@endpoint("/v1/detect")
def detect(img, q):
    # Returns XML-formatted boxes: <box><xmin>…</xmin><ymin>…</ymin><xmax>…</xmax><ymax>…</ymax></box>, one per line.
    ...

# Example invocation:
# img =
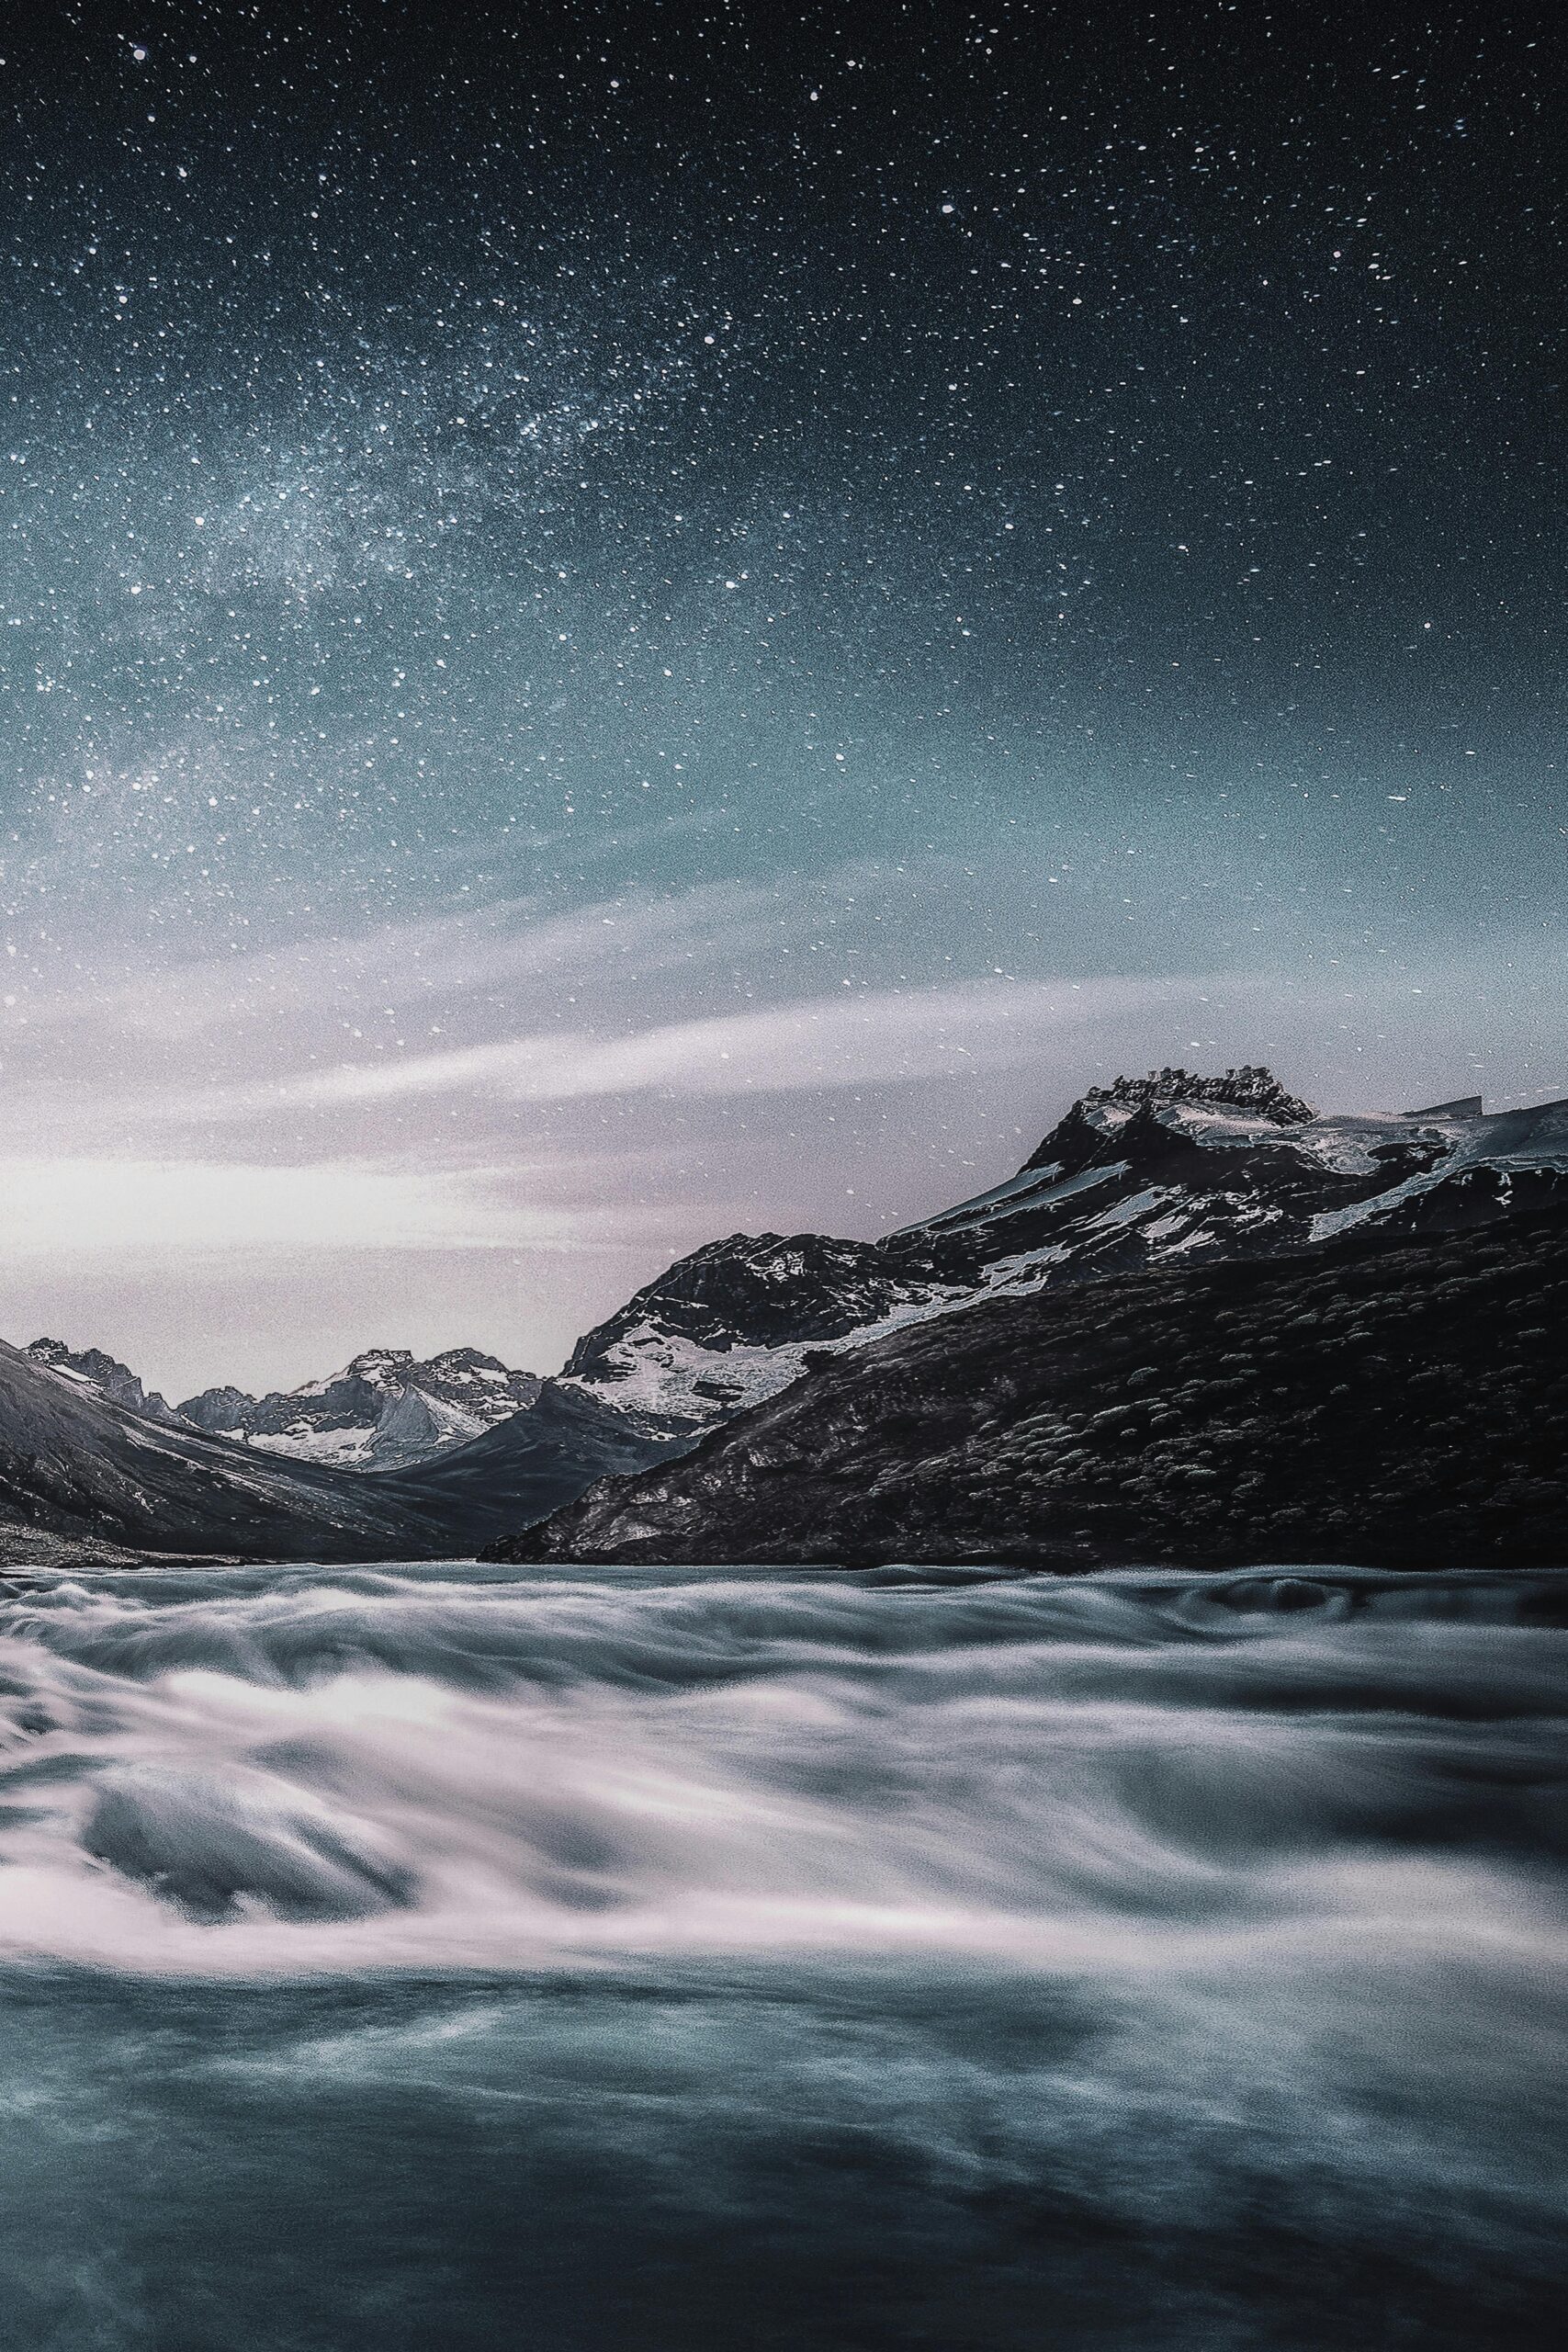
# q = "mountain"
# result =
<box><xmin>558</xmin><ymin>1233</ymin><xmax>961</xmax><ymax>1434</ymax></box>
<box><xmin>177</xmin><ymin>1346</ymin><xmax>543</xmax><ymax>1470</ymax></box>
<box><xmin>24</xmin><ymin>1338</ymin><xmax>182</xmax><ymax>1428</ymax></box>
<box><xmin>560</xmin><ymin>1067</ymin><xmax>1568</xmax><ymax>1434</ymax></box>
<box><xmin>8</xmin><ymin>1061</ymin><xmax>1563</xmax><ymax>1568</ymax></box>
<box><xmin>491</xmin><ymin>1207</ymin><xmax>1568</xmax><ymax>1571</ymax></box>
<box><xmin>380</xmin><ymin>1379</ymin><xmax>686</xmax><ymax>1530</ymax></box>
<box><xmin>0</xmin><ymin>1338</ymin><xmax>449</xmax><ymax>1563</ymax></box>
<box><xmin>0</xmin><ymin>1344</ymin><xmax>665</xmax><ymax>1566</ymax></box>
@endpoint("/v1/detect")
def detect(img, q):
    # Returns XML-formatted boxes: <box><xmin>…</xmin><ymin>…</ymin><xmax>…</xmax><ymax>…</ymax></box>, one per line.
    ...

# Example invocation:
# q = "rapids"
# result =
<box><xmin>0</xmin><ymin>1560</ymin><xmax>1562</xmax><ymax>2347</ymax></box>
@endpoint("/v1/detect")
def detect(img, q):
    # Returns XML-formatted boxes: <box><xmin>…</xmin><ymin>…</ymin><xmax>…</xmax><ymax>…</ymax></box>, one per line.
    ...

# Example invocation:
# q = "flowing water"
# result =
<box><xmin>0</xmin><ymin>1560</ymin><xmax>1562</xmax><ymax>2349</ymax></box>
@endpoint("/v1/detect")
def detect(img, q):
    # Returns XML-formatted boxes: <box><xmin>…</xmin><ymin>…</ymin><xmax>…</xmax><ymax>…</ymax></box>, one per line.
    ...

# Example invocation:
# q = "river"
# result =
<box><xmin>0</xmin><ymin>1561</ymin><xmax>1562</xmax><ymax>2348</ymax></box>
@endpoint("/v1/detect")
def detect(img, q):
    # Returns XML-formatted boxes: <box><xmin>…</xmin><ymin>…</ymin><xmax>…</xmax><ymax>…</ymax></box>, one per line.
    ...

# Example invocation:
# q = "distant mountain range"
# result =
<box><xmin>5</xmin><ymin>1065</ymin><xmax>1565</xmax><ymax>1567</ymax></box>
<box><xmin>176</xmin><ymin>1347</ymin><xmax>544</xmax><ymax>1469</ymax></box>
<box><xmin>21</xmin><ymin>1340</ymin><xmax>542</xmax><ymax>1473</ymax></box>
<box><xmin>0</xmin><ymin>1347</ymin><xmax>668</xmax><ymax>1567</ymax></box>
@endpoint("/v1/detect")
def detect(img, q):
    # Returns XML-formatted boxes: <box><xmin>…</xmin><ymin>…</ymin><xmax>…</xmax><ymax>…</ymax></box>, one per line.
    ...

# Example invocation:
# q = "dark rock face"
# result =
<box><xmin>492</xmin><ymin>1211</ymin><xmax>1568</xmax><ymax>1571</ymax></box>
<box><xmin>24</xmin><ymin>1340</ymin><xmax>182</xmax><ymax>1428</ymax></box>
<box><xmin>174</xmin><ymin>1383</ymin><xmax>254</xmax><ymax>1431</ymax></box>
<box><xmin>567</xmin><ymin>1232</ymin><xmax>927</xmax><ymax>1363</ymax></box>
<box><xmin>560</xmin><ymin>1232</ymin><xmax>958</xmax><ymax>1430</ymax></box>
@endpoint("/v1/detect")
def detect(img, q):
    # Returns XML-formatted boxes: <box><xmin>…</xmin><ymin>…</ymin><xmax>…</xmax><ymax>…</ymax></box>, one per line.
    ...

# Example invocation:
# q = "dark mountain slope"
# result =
<box><xmin>493</xmin><ymin>1210</ymin><xmax>1568</xmax><ymax>1571</ymax></box>
<box><xmin>0</xmin><ymin>1340</ymin><xmax>450</xmax><ymax>1563</ymax></box>
<box><xmin>560</xmin><ymin>1069</ymin><xmax>1568</xmax><ymax>1435</ymax></box>
<box><xmin>376</xmin><ymin>1380</ymin><xmax>680</xmax><ymax>1538</ymax></box>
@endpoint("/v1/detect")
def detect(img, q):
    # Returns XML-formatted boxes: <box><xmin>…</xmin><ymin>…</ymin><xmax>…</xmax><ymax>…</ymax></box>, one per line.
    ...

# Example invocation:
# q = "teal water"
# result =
<box><xmin>0</xmin><ymin>1562</ymin><xmax>1562</xmax><ymax>2347</ymax></box>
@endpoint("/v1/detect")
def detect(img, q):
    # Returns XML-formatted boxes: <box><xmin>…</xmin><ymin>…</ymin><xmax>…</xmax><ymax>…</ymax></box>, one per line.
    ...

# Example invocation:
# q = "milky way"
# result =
<box><xmin>1</xmin><ymin>5</ymin><xmax>1562</xmax><ymax>1390</ymax></box>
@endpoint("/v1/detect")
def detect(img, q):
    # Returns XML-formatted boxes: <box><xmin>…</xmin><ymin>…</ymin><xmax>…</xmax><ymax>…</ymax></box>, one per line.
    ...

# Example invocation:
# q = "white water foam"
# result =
<box><xmin>0</xmin><ymin>1562</ymin><xmax>1562</xmax><ymax>2349</ymax></box>
<box><xmin>0</xmin><ymin>1563</ymin><xmax>1562</xmax><ymax>1980</ymax></box>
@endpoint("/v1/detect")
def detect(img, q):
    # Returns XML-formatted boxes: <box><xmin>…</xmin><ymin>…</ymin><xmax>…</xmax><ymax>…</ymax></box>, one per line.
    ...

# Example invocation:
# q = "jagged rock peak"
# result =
<box><xmin>25</xmin><ymin>1336</ymin><xmax>180</xmax><ymax>1424</ymax></box>
<box><xmin>1079</xmin><ymin>1067</ymin><xmax>1316</xmax><ymax>1125</ymax></box>
<box><xmin>176</xmin><ymin>1342</ymin><xmax>543</xmax><ymax>1469</ymax></box>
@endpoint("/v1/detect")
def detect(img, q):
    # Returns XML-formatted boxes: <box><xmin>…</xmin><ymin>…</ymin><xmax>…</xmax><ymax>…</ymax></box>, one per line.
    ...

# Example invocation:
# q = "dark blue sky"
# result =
<box><xmin>1</xmin><ymin>2</ymin><xmax>1562</xmax><ymax>1390</ymax></box>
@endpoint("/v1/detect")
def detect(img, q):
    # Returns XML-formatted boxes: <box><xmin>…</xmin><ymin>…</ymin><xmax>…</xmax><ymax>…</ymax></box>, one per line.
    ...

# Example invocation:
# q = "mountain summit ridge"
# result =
<box><xmin>558</xmin><ymin>1069</ymin><xmax>1568</xmax><ymax>1435</ymax></box>
<box><xmin>177</xmin><ymin>1345</ymin><xmax>543</xmax><ymax>1470</ymax></box>
<box><xmin>1037</xmin><ymin>1062</ymin><xmax>1316</xmax><ymax>1143</ymax></box>
<box><xmin>24</xmin><ymin>1339</ymin><xmax>182</xmax><ymax>1428</ymax></box>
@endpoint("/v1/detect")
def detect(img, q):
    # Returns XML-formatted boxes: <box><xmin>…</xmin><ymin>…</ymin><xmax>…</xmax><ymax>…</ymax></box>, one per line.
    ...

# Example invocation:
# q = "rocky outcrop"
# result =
<box><xmin>24</xmin><ymin>1340</ymin><xmax>182</xmax><ymax>1427</ymax></box>
<box><xmin>1024</xmin><ymin>1065</ymin><xmax>1316</xmax><ymax>1161</ymax></box>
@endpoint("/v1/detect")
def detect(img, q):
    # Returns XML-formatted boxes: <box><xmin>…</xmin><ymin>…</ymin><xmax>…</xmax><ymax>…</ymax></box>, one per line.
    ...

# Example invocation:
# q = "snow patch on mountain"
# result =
<box><xmin>561</xmin><ymin>1068</ymin><xmax>1568</xmax><ymax>1437</ymax></box>
<box><xmin>178</xmin><ymin>1346</ymin><xmax>542</xmax><ymax>1471</ymax></box>
<box><xmin>24</xmin><ymin>1339</ymin><xmax>181</xmax><ymax>1427</ymax></box>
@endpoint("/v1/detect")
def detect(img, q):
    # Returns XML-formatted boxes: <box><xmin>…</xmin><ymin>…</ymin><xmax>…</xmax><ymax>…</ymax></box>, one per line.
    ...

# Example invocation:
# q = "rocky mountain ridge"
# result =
<box><xmin>23</xmin><ymin>1339</ymin><xmax>183</xmax><ymax>1429</ymax></box>
<box><xmin>494</xmin><ymin>1208</ymin><xmax>1568</xmax><ymax>1571</ymax></box>
<box><xmin>177</xmin><ymin>1346</ymin><xmax>543</xmax><ymax>1470</ymax></box>
<box><xmin>559</xmin><ymin>1068</ymin><xmax>1568</xmax><ymax>1434</ymax></box>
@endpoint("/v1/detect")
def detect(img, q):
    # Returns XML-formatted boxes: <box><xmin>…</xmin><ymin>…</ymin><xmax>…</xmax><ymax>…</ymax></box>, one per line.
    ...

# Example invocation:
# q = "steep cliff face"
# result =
<box><xmin>24</xmin><ymin>1340</ymin><xmax>182</xmax><ymax>1428</ymax></box>
<box><xmin>493</xmin><ymin>1210</ymin><xmax>1568</xmax><ymax>1572</ymax></box>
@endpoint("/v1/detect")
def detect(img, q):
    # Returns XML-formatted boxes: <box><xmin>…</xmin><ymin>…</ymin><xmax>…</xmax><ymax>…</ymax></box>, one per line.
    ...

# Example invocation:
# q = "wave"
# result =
<box><xmin>0</xmin><ymin>1563</ymin><xmax>1562</xmax><ymax>1973</ymax></box>
<box><xmin>0</xmin><ymin>1562</ymin><xmax>1562</xmax><ymax>2349</ymax></box>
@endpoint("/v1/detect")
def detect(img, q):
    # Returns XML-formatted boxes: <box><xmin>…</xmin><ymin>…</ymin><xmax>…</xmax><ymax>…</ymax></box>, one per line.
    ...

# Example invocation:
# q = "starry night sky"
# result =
<box><xmin>2</xmin><ymin>2</ymin><xmax>1563</xmax><ymax>1393</ymax></box>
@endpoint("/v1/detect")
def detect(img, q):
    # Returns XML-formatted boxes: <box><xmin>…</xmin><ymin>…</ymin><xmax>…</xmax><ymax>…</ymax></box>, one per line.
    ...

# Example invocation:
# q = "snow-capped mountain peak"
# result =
<box><xmin>560</xmin><ymin>1069</ymin><xmax>1568</xmax><ymax>1436</ymax></box>
<box><xmin>177</xmin><ymin>1345</ymin><xmax>543</xmax><ymax>1470</ymax></box>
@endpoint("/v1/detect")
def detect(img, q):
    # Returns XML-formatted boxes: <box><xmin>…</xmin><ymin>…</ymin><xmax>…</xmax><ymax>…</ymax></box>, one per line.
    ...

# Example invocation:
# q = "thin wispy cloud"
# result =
<box><xmin>3</xmin><ymin>873</ymin><xmax>788</xmax><ymax>1041</ymax></box>
<box><xmin>0</xmin><ymin>1157</ymin><xmax>528</xmax><ymax>1259</ymax></box>
<box><xmin>4</xmin><ymin>847</ymin><xmax>1559</xmax><ymax>1394</ymax></box>
<box><xmin>267</xmin><ymin>972</ymin><xmax>1205</xmax><ymax>1113</ymax></box>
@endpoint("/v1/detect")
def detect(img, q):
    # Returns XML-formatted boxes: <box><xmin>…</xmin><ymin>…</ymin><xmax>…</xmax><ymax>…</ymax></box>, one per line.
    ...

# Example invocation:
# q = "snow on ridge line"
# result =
<box><xmin>562</xmin><ymin>1089</ymin><xmax>1568</xmax><ymax>1438</ymax></box>
<box><xmin>901</xmin><ymin>1159</ymin><xmax>1120</xmax><ymax>1238</ymax></box>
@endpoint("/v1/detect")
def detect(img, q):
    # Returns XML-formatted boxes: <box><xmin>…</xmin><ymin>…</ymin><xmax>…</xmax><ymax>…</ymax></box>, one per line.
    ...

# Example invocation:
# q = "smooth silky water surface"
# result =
<box><xmin>0</xmin><ymin>1560</ymin><xmax>1562</xmax><ymax>2348</ymax></box>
